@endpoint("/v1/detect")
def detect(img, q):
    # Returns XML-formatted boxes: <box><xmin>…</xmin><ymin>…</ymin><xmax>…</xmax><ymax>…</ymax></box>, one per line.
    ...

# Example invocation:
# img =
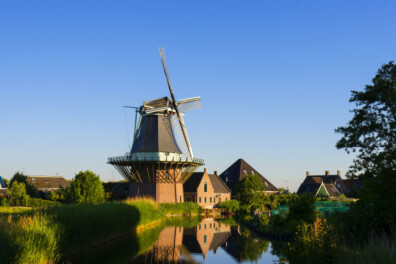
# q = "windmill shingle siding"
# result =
<box><xmin>219</xmin><ymin>159</ymin><xmax>279</xmax><ymax>195</ymax></box>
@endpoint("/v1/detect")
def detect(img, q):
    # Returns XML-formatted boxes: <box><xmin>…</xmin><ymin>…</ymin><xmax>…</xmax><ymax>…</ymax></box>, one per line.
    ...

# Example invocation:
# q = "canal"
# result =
<box><xmin>65</xmin><ymin>217</ymin><xmax>289</xmax><ymax>263</ymax></box>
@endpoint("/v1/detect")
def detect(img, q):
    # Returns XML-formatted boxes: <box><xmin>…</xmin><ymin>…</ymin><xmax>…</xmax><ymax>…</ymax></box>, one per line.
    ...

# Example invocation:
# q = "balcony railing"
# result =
<box><xmin>108</xmin><ymin>155</ymin><xmax>204</xmax><ymax>165</ymax></box>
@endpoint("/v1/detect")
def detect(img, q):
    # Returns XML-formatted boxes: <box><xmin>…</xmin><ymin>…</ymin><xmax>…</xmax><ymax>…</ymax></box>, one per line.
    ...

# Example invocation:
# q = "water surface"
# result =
<box><xmin>65</xmin><ymin>217</ymin><xmax>288</xmax><ymax>264</ymax></box>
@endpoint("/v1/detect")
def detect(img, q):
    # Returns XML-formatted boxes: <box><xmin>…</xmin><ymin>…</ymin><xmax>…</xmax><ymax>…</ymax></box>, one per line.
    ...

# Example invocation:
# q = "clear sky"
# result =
<box><xmin>1</xmin><ymin>1</ymin><xmax>395</xmax><ymax>191</ymax></box>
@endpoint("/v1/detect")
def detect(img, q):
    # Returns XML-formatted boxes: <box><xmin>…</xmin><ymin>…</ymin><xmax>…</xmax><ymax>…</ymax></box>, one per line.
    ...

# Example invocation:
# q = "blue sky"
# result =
<box><xmin>1</xmin><ymin>1</ymin><xmax>395</xmax><ymax>191</ymax></box>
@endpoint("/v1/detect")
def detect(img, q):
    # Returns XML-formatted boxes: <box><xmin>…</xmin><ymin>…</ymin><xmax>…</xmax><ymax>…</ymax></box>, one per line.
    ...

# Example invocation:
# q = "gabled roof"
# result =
<box><xmin>208</xmin><ymin>174</ymin><xmax>230</xmax><ymax>194</ymax></box>
<box><xmin>323</xmin><ymin>183</ymin><xmax>340</xmax><ymax>197</ymax></box>
<box><xmin>27</xmin><ymin>176</ymin><xmax>70</xmax><ymax>189</ymax></box>
<box><xmin>219</xmin><ymin>159</ymin><xmax>278</xmax><ymax>193</ymax></box>
<box><xmin>183</xmin><ymin>172</ymin><xmax>204</xmax><ymax>192</ymax></box>
<box><xmin>299</xmin><ymin>174</ymin><xmax>346</xmax><ymax>194</ymax></box>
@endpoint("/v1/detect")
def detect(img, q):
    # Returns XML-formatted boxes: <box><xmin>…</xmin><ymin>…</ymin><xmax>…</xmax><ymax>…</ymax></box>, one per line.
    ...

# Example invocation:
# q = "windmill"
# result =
<box><xmin>108</xmin><ymin>48</ymin><xmax>204</xmax><ymax>203</ymax></box>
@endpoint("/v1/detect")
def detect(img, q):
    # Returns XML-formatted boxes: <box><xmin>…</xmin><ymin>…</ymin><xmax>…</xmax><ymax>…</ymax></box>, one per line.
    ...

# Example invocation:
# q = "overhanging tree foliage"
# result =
<box><xmin>335</xmin><ymin>61</ymin><xmax>396</xmax><ymax>177</ymax></box>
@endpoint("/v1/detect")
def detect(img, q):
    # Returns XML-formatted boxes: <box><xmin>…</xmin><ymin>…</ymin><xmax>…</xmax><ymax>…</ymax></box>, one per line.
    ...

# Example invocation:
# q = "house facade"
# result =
<box><xmin>297</xmin><ymin>170</ymin><xmax>347</xmax><ymax>198</ymax></box>
<box><xmin>184</xmin><ymin>168</ymin><xmax>231</xmax><ymax>209</ymax></box>
<box><xmin>219</xmin><ymin>159</ymin><xmax>279</xmax><ymax>197</ymax></box>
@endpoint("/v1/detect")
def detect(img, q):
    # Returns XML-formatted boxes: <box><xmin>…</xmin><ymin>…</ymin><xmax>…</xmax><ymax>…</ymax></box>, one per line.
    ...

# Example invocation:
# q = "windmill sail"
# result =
<box><xmin>159</xmin><ymin>47</ymin><xmax>194</xmax><ymax>159</ymax></box>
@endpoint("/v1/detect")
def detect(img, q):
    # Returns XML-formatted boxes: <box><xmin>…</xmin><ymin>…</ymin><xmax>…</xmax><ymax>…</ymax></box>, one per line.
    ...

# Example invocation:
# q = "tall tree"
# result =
<box><xmin>7</xmin><ymin>182</ymin><xmax>29</xmax><ymax>206</ymax></box>
<box><xmin>69</xmin><ymin>170</ymin><xmax>105</xmax><ymax>204</ymax></box>
<box><xmin>236</xmin><ymin>174</ymin><xmax>265</xmax><ymax>205</ymax></box>
<box><xmin>335</xmin><ymin>61</ymin><xmax>396</xmax><ymax>177</ymax></box>
<box><xmin>10</xmin><ymin>171</ymin><xmax>36</xmax><ymax>196</ymax></box>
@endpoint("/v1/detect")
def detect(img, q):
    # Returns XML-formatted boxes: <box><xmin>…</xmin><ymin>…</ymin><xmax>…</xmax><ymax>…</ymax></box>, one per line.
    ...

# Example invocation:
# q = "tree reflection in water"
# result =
<box><xmin>65</xmin><ymin>217</ymin><xmax>286</xmax><ymax>264</ymax></box>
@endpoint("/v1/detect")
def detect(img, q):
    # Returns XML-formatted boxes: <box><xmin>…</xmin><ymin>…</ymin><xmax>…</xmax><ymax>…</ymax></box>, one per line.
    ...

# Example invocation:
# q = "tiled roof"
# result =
<box><xmin>297</xmin><ymin>183</ymin><xmax>321</xmax><ymax>195</ymax></box>
<box><xmin>324</xmin><ymin>183</ymin><xmax>340</xmax><ymax>197</ymax></box>
<box><xmin>219</xmin><ymin>159</ymin><xmax>278</xmax><ymax>193</ymax></box>
<box><xmin>27</xmin><ymin>176</ymin><xmax>70</xmax><ymax>189</ymax></box>
<box><xmin>208</xmin><ymin>174</ymin><xmax>230</xmax><ymax>194</ymax></box>
<box><xmin>299</xmin><ymin>175</ymin><xmax>347</xmax><ymax>194</ymax></box>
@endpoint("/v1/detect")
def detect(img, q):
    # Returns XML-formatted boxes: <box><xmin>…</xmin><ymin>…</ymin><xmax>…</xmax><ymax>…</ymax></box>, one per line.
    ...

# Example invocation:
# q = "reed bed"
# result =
<box><xmin>160</xmin><ymin>201</ymin><xmax>202</xmax><ymax>216</ymax></box>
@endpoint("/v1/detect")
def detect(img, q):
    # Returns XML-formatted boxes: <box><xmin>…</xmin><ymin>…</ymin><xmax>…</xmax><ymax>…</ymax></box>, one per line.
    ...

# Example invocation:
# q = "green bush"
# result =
<box><xmin>218</xmin><ymin>200</ymin><xmax>240</xmax><ymax>212</ymax></box>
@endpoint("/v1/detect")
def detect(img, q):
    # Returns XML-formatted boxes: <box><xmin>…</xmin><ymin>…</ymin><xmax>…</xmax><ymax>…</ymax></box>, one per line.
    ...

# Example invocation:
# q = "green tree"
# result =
<box><xmin>335</xmin><ymin>61</ymin><xmax>396</xmax><ymax>177</ymax></box>
<box><xmin>287</xmin><ymin>193</ymin><xmax>316</xmax><ymax>226</ymax></box>
<box><xmin>236</xmin><ymin>174</ymin><xmax>265</xmax><ymax>206</ymax></box>
<box><xmin>69</xmin><ymin>170</ymin><xmax>105</xmax><ymax>204</ymax></box>
<box><xmin>10</xmin><ymin>171</ymin><xmax>37</xmax><ymax>196</ymax></box>
<box><xmin>7</xmin><ymin>181</ymin><xmax>29</xmax><ymax>206</ymax></box>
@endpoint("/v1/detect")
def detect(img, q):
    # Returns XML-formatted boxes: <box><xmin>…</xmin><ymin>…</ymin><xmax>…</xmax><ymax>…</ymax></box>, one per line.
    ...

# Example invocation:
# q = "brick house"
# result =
<box><xmin>184</xmin><ymin>168</ymin><xmax>231</xmax><ymax>209</ymax></box>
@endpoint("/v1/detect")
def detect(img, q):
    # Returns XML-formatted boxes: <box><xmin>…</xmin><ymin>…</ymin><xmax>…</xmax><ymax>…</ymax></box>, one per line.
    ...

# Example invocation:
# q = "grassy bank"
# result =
<box><xmin>0</xmin><ymin>198</ymin><xmax>183</xmax><ymax>264</ymax></box>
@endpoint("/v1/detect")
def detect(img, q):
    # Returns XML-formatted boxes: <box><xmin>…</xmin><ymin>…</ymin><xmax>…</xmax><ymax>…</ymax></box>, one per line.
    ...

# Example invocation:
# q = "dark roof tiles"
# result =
<box><xmin>219</xmin><ymin>159</ymin><xmax>278</xmax><ymax>193</ymax></box>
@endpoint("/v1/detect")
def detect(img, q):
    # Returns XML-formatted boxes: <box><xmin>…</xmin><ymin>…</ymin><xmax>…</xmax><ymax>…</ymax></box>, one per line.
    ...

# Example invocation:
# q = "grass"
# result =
<box><xmin>0</xmin><ymin>206</ymin><xmax>33</xmax><ymax>214</ymax></box>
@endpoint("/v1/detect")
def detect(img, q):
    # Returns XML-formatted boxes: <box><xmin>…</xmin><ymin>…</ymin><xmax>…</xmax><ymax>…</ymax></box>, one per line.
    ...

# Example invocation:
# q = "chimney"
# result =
<box><xmin>325</xmin><ymin>170</ymin><xmax>330</xmax><ymax>176</ymax></box>
<box><xmin>214</xmin><ymin>171</ymin><xmax>218</xmax><ymax>176</ymax></box>
<box><xmin>337</xmin><ymin>170</ymin><xmax>341</xmax><ymax>176</ymax></box>
<box><xmin>306</xmin><ymin>171</ymin><xmax>310</xmax><ymax>176</ymax></box>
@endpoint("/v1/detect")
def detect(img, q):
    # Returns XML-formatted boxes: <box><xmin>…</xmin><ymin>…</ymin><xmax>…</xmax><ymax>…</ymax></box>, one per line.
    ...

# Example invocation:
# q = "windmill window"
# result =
<box><xmin>205</xmin><ymin>197</ymin><xmax>207</xmax><ymax>203</ymax></box>
<box><xmin>210</xmin><ymin>223</ymin><xmax>212</xmax><ymax>228</ymax></box>
<box><xmin>219</xmin><ymin>197</ymin><xmax>221</xmax><ymax>203</ymax></box>
<box><xmin>204</xmin><ymin>182</ymin><xmax>207</xmax><ymax>192</ymax></box>
<box><xmin>199</xmin><ymin>197</ymin><xmax>201</xmax><ymax>203</ymax></box>
<box><xmin>214</xmin><ymin>197</ymin><xmax>216</xmax><ymax>203</ymax></box>
<box><xmin>199</xmin><ymin>224</ymin><xmax>201</xmax><ymax>230</ymax></box>
<box><xmin>204</xmin><ymin>224</ymin><xmax>206</xmax><ymax>230</ymax></box>
<box><xmin>226</xmin><ymin>197</ymin><xmax>228</xmax><ymax>201</ymax></box>
<box><xmin>210</xmin><ymin>197</ymin><xmax>212</xmax><ymax>203</ymax></box>
<box><xmin>204</xmin><ymin>234</ymin><xmax>207</xmax><ymax>245</ymax></box>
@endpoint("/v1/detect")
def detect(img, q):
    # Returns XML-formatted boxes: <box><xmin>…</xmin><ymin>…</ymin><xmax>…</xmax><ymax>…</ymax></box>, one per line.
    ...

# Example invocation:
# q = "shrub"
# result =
<box><xmin>7</xmin><ymin>182</ymin><xmax>29</xmax><ymax>206</ymax></box>
<box><xmin>218</xmin><ymin>200</ymin><xmax>240</xmax><ymax>212</ymax></box>
<box><xmin>159</xmin><ymin>202</ymin><xmax>202</xmax><ymax>216</ymax></box>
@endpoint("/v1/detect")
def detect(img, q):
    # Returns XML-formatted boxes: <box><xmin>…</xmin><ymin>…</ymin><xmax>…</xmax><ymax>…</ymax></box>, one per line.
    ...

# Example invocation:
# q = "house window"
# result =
<box><xmin>205</xmin><ymin>197</ymin><xmax>207</xmax><ymax>203</ymax></box>
<box><xmin>210</xmin><ymin>197</ymin><xmax>212</xmax><ymax>203</ymax></box>
<box><xmin>199</xmin><ymin>197</ymin><xmax>201</xmax><ymax>203</ymax></box>
<box><xmin>204</xmin><ymin>182</ymin><xmax>207</xmax><ymax>192</ymax></box>
<box><xmin>265</xmin><ymin>182</ymin><xmax>268</xmax><ymax>187</ymax></box>
<box><xmin>244</xmin><ymin>170</ymin><xmax>247</xmax><ymax>174</ymax></box>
